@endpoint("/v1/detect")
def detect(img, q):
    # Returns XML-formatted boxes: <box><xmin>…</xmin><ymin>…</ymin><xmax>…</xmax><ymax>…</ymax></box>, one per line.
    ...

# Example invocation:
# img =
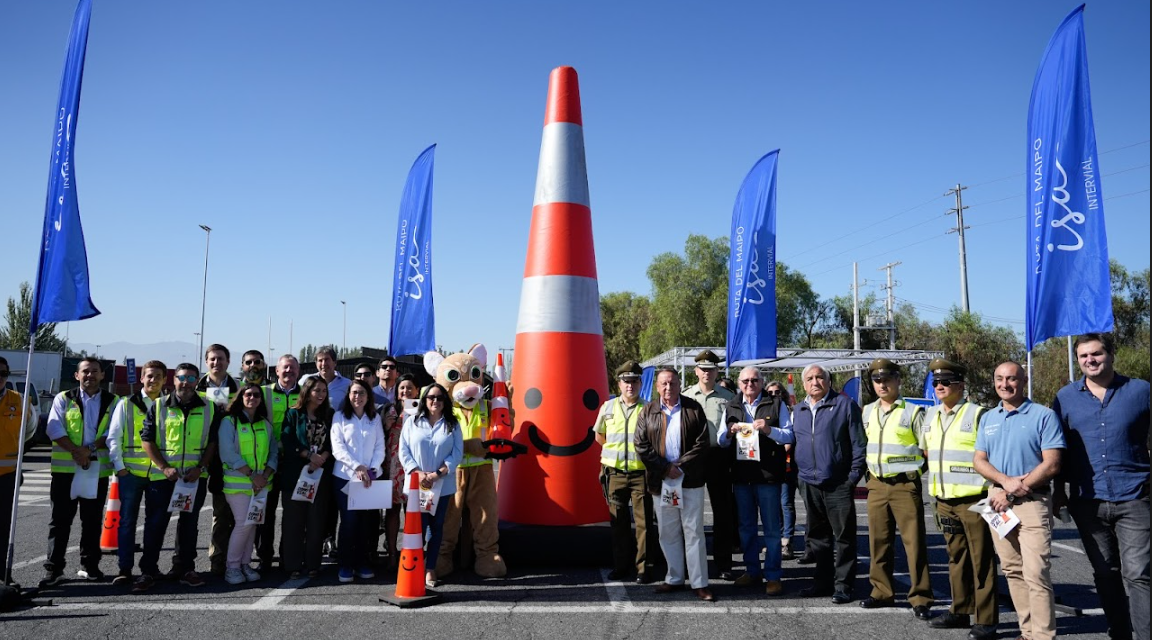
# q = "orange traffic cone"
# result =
<box><xmin>380</xmin><ymin>471</ymin><xmax>441</xmax><ymax>608</ymax></box>
<box><xmin>500</xmin><ymin>66</ymin><xmax>610</xmax><ymax>526</ymax></box>
<box><xmin>100</xmin><ymin>475</ymin><xmax>121</xmax><ymax>552</ymax></box>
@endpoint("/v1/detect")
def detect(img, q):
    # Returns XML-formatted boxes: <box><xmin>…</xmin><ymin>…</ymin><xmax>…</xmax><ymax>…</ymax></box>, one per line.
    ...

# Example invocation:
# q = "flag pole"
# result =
<box><xmin>4</xmin><ymin>318</ymin><xmax>42</xmax><ymax>586</ymax></box>
<box><xmin>1027</xmin><ymin>350</ymin><xmax>1033</xmax><ymax>400</ymax></box>
<box><xmin>1066</xmin><ymin>336</ymin><xmax>1075</xmax><ymax>382</ymax></box>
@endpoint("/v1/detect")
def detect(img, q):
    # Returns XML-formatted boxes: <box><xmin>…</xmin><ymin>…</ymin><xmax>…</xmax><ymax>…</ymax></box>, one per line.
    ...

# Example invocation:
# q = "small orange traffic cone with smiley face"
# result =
<box><xmin>380</xmin><ymin>472</ymin><xmax>441</xmax><ymax>608</ymax></box>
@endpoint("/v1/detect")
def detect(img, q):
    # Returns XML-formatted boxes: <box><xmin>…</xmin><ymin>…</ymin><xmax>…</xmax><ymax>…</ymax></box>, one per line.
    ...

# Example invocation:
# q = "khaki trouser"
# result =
<box><xmin>207</xmin><ymin>489</ymin><xmax>235</xmax><ymax>572</ymax></box>
<box><xmin>990</xmin><ymin>487</ymin><xmax>1057</xmax><ymax>640</ymax></box>
<box><xmin>437</xmin><ymin>464</ymin><xmax>505</xmax><ymax>578</ymax></box>
<box><xmin>602</xmin><ymin>466</ymin><xmax>658</xmax><ymax>575</ymax></box>
<box><xmin>866</xmin><ymin>473</ymin><xmax>933</xmax><ymax>606</ymax></box>
<box><xmin>936</xmin><ymin>495</ymin><xmax>999</xmax><ymax>626</ymax></box>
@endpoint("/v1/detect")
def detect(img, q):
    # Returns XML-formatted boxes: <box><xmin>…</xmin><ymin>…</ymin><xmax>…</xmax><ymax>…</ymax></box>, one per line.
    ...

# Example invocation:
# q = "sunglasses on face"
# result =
<box><xmin>739</xmin><ymin>379</ymin><xmax>761</xmax><ymax>385</ymax></box>
<box><xmin>425</xmin><ymin>395</ymin><xmax>446</xmax><ymax>403</ymax></box>
<box><xmin>175</xmin><ymin>375</ymin><xmax>197</xmax><ymax>383</ymax></box>
<box><xmin>766</xmin><ymin>390</ymin><xmax>783</xmax><ymax>397</ymax></box>
<box><xmin>933</xmin><ymin>379</ymin><xmax>960</xmax><ymax>388</ymax></box>
<box><xmin>871</xmin><ymin>376</ymin><xmax>894</xmax><ymax>383</ymax></box>
<box><xmin>378</xmin><ymin>364</ymin><xmax>397</xmax><ymax>370</ymax></box>
<box><xmin>354</xmin><ymin>371</ymin><xmax>373</xmax><ymax>378</ymax></box>
<box><xmin>244</xmin><ymin>359</ymin><xmax>263</xmax><ymax>366</ymax></box>
<box><xmin>0</xmin><ymin>371</ymin><xmax>9</xmax><ymax>377</ymax></box>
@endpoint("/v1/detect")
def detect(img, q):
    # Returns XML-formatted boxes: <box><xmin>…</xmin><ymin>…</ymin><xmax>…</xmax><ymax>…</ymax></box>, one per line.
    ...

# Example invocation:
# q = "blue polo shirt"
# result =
<box><xmin>1052</xmin><ymin>374</ymin><xmax>1150</xmax><ymax>502</ymax></box>
<box><xmin>976</xmin><ymin>399</ymin><xmax>1065</xmax><ymax>478</ymax></box>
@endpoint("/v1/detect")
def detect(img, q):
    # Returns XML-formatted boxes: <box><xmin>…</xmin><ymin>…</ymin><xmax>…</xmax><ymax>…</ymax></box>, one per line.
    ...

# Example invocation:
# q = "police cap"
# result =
<box><xmin>615</xmin><ymin>361</ymin><xmax>643</xmax><ymax>380</ymax></box>
<box><xmin>868</xmin><ymin>358</ymin><xmax>901</xmax><ymax>379</ymax></box>
<box><xmin>694</xmin><ymin>349</ymin><xmax>721</xmax><ymax>370</ymax></box>
<box><xmin>928</xmin><ymin>358</ymin><xmax>967</xmax><ymax>381</ymax></box>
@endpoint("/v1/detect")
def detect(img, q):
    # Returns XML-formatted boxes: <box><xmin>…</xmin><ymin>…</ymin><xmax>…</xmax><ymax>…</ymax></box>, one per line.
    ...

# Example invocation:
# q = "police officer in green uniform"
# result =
<box><xmin>596</xmin><ymin>361</ymin><xmax>659</xmax><ymax>584</ymax></box>
<box><xmin>682</xmin><ymin>349</ymin><xmax>737</xmax><ymax>579</ymax></box>
<box><xmin>858</xmin><ymin>358</ymin><xmax>933</xmax><ymax>619</ymax></box>
<box><xmin>921</xmin><ymin>359</ymin><xmax>998</xmax><ymax>640</ymax></box>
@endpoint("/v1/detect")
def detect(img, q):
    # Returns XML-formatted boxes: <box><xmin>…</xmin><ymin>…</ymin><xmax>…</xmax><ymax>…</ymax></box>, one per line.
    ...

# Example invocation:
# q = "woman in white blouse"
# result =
<box><xmin>329</xmin><ymin>379</ymin><xmax>385</xmax><ymax>583</ymax></box>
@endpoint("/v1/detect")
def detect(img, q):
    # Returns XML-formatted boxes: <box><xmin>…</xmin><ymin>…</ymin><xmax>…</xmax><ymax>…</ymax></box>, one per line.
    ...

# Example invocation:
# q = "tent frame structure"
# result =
<box><xmin>641</xmin><ymin>346</ymin><xmax>945</xmax><ymax>382</ymax></box>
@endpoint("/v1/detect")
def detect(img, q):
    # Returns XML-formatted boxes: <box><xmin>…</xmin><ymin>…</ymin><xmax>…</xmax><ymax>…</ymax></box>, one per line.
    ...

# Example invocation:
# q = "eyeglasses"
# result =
<box><xmin>378</xmin><ymin>364</ymin><xmax>397</xmax><ymax>370</ymax></box>
<box><xmin>933</xmin><ymin>379</ymin><xmax>960</xmax><ymax>388</ymax></box>
<box><xmin>739</xmin><ymin>379</ymin><xmax>761</xmax><ymax>385</ymax></box>
<box><xmin>425</xmin><ymin>395</ymin><xmax>446</xmax><ymax>403</ymax></box>
<box><xmin>175</xmin><ymin>374</ymin><xmax>197</xmax><ymax>383</ymax></box>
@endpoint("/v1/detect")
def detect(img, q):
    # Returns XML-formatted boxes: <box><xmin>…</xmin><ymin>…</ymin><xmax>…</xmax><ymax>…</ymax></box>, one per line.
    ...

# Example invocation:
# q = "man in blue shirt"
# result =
<box><xmin>974</xmin><ymin>362</ymin><xmax>1064</xmax><ymax>640</ymax></box>
<box><xmin>1052</xmin><ymin>333</ymin><xmax>1150</xmax><ymax>640</ymax></box>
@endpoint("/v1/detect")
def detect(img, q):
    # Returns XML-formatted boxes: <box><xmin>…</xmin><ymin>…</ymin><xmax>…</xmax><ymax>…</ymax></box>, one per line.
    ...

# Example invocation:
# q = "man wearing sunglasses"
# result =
<box><xmin>920</xmin><ymin>359</ymin><xmax>997</xmax><ymax>640</ymax></box>
<box><xmin>681</xmin><ymin>349</ymin><xmax>737</xmax><ymax>581</ymax></box>
<box><xmin>140</xmin><ymin>363</ymin><xmax>221</xmax><ymax>590</ymax></box>
<box><xmin>858</xmin><ymin>359</ymin><xmax>932</xmax><ymax>620</ymax></box>
<box><xmin>374</xmin><ymin>357</ymin><xmax>400</xmax><ymax>406</ymax></box>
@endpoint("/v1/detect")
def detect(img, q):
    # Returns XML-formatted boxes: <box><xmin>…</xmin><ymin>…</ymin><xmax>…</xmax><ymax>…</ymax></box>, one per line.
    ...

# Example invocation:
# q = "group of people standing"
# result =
<box><xmin>23</xmin><ymin>345</ymin><xmax>451</xmax><ymax>593</ymax></box>
<box><xmin>597</xmin><ymin>334</ymin><xmax>1148</xmax><ymax>640</ymax></box>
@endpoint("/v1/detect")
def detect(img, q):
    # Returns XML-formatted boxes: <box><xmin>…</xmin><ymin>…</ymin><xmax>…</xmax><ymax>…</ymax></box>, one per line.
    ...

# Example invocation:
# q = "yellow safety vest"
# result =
<box><xmin>599</xmin><ymin>398</ymin><xmax>646</xmax><ymax>472</ymax></box>
<box><xmin>222</xmin><ymin>417</ymin><xmax>272</xmax><ymax>495</ymax></box>
<box><xmin>120</xmin><ymin>395</ymin><xmax>158</xmax><ymax>479</ymax></box>
<box><xmin>264</xmin><ymin>385</ymin><xmax>299</xmax><ymax>445</ymax></box>
<box><xmin>921</xmin><ymin>401</ymin><xmax>988</xmax><ymax>499</ymax></box>
<box><xmin>863</xmin><ymin>399</ymin><xmax>924</xmax><ymax>478</ymax></box>
<box><xmin>155</xmin><ymin>397</ymin><xmax>214</xmax><ymax>476</ymax></box>
<box><xmin>50</xmin><ymin>390</ymin><xmax>115</xmax><ymax>476</ymax></box>
<box><xmin>454</xmin><ymin>401</ymin><xmax>492</xmax><ymax>468</ymax></box>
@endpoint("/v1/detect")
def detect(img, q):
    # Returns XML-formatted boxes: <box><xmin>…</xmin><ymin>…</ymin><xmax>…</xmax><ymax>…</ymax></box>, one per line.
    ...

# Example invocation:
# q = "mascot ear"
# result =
<box><xmin>468</xmin><ymin>343</ymin><xmax>488</xmax><ymax>369</ymax></box>
<box><xmin>423</xmin><ymin>351</ymin><xmax>445</xmax><ymax>376</ymax></box>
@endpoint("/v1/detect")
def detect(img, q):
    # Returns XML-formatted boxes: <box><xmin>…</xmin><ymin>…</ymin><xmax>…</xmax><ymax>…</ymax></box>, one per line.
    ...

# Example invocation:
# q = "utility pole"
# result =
<box><xmin>945</xmin><ymin>184</ymin><xmax>970</xmax><ymax>313</ymax></box>
<box><xmin>878</xmin><ymin>261</ymin><xmax>902</xmax><ymax>349</ymax></box>
<box><xmin>852</xmin><ymin>262</ymin><xmax>861</xmax><ymax>385</ymax></box>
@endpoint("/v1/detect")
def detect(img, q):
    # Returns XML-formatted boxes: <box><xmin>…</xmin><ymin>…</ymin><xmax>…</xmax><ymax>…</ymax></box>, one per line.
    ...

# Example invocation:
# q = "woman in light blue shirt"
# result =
<box><xmin>399</xmin><ymin>383</ymin><xmax>463</xmax><ymax>589</ymax></box>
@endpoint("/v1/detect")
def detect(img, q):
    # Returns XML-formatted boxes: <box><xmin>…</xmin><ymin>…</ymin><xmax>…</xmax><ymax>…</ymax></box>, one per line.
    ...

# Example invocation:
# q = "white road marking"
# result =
<box><xmin>1052</xmin><ymin>541</ymin><xmax>1086</xmax><ymax>555</ymax></box>
<box><xmin>599</xmin><ymin>568</ymin><xmax>634</xmax><ymax>610</ymax></box>
<box><xmin>251</xmin><ymin>576</ymin><xmax>309</xmax><ymax>608</ymax></box>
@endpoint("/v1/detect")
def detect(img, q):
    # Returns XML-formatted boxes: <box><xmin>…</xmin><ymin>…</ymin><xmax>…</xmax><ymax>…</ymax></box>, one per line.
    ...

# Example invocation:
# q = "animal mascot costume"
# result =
<box><xmin>425</xmin><ymin>344</ymin><xmax>523</xmax><ymax>578</ymax></box>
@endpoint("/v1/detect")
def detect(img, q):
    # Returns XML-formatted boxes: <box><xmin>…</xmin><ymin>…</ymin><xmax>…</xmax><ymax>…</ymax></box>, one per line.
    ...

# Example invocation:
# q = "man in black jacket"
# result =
<box><xmin>718</xmin><ymin>367</ymin><xmax>794</xmax><ymax>596</ymax></box>
<box><xmin>634</xmin><ymin>368</ymin><xmax>714</xmax><ymax>602</ymax></box>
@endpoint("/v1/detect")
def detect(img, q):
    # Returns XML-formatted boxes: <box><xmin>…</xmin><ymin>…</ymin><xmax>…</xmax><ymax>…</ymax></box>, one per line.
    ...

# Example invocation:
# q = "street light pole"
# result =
<box><xmin>340</xmin><ymin>300</ymin><xmax>347</xmax><ymax>357</ymax></box>
<box><xmin>198</xmin><ymin>225</ymin><xmax>212</xmax><ymax>362</ymax></box>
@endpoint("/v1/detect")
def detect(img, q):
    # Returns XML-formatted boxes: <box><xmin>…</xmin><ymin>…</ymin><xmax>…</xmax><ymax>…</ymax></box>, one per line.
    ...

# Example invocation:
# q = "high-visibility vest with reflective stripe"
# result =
<box><xmin>51</xmin><ymin>393</ymin><xmax>115</xmax><ymax>476</ymax></box>
<box><xmin>223</xmin><ymin>417</ymin><xmax>272</xmax><ymax>495</ymax></box>
<box><xmin>264</xmin><ymin>385</ymin><xmax>299</xmax><ymax>444</ymax></box>
<box><xmin>921</xmin><ymin>401</ymin><xmax>988</xmax><ymax>499</ymax></box>
<box><xmin>156</xmin><ymin>399</ymin><xmax>214</xmax><ymax>474</ymax></box>
<box><xmin>454</xmin><ymin>401</ymin><xmax>492</xmax><ymax>468</ymax></box>
<box><xmin>599</xmin><ymin>398</ymin><xmax>646</xmax><ymax>472</ymax></box>
<box><xmin>1</xmin><ymin>389</ymin><xmax>28</xmax><ymax>476</ymax></box>
<box><xmin>120</xmin><ymin>396</ymin><xmax>158</xmax><ymax>479</ymax></box>
<box><xmin>863</xmin><ymin>399</ymin><xmax>924</xmax><ymax>478</ymax></box>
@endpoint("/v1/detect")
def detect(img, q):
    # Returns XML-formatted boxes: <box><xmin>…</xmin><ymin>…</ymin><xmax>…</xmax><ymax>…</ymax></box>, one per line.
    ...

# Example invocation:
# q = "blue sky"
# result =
<box><xmin>1</xmin><ymin>1</ymin><xmax>1148</xmax><ymax>366</ymax></box>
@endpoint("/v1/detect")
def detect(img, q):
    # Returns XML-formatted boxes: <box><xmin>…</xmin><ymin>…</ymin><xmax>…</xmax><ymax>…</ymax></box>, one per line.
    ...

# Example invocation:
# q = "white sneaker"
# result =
<box><xmin>241</xmin><ymin>565</ymin><xmax>261</xmax><ymax>582</ymax></box>
<box><xmin>224</xmin><ymin>568</ymin><xmax>245</xmax><ymax>585</ymax></box>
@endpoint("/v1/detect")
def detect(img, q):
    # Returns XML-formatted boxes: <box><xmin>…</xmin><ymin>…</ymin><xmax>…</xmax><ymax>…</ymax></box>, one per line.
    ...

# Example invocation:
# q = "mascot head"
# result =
<box><xmin>423</xmin><ymin>343</ymin><xmax>487</xmax><ymax>410</ymax></box>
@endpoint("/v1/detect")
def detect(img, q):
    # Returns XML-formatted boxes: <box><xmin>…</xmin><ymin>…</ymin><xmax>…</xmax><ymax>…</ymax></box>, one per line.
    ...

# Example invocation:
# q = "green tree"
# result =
<box><xmin>600</xmin><ymin>291</ymin><xmax>652</xmax><ymax>383</ymax></box>
<box><xmin>930</xmin><ymin>309</ymin><xmax>1025</xmax><ymax>406</ymax></box>
<box><xmin>640</xmin><ymin>235</ymin><xmax>729</xmax><ymax>358</ymax></box>
<box><xmin>0</xmin><ymin>282</ymin><xmax>69</xmax><ymax>352</ymax></box>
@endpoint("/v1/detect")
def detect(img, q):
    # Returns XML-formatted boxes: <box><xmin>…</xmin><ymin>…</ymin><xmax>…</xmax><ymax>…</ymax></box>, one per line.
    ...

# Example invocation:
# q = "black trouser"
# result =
<box><xmin>280</xmin><ymin>464</ymin><xmax>332</xmax><ymax>573</ymax></box>
<box><xmin>799</xmin><ymin>477</ymin><xmax>857</xmax><ymax>594</ymax></box>
<box><xmin>256</xmin><ymin>473</ymin><xmax>280</xmax><ymax>567</ymax></box>
<box><xmin>1</xmin><ymin>472</ymin><xmax>17</xmax><ymax>568</ymax></box>
<box><xmin>45</xmin><ymin>472</ymin><xmax>109</xmax><ymax>573</ymax></box>
<box><xmin>704</xmin><ymin>447</ymin><xmax>736</xmax><ymax>573</ymax></box>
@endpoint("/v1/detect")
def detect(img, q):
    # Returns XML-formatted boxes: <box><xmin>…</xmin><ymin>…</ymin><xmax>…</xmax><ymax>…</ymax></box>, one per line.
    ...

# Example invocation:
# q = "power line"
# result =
<box><xmin>964</xmin><ymin>140</ymin><xmax>1149</xmax><ymax>190</ymax></box>
<box><xmin>967</xmin><ymin>164</ymin><xmax>1150</xmax><ymax>209</ymax></box>
<box><xmin>781</xmin><ymin>194</ymin><xmax>948</xmax><ymax>262</ymax></box>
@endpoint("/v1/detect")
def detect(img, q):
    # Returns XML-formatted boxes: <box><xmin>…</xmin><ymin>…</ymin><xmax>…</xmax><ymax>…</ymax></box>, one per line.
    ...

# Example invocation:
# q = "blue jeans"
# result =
<box><xmin>1069</xmin><ymin>495</ymin><xmax>1151</xmax><ymax>640</ymax></box>
<box><xmin>116</xmin><ymin>473</ymin><xmax>150</xmax><ymax>573</ymax></box>
<box><xmin>423</xmin><ymin>498</ymin><xmax>450</xmax><ymax>568</ymax></box>
<box><xmin>780</xmin><ymin>476</ymin><xmax>796</xmax><ymax>540</ymax></box>
<box><xmin>733</xmin><ymin>483</ymin><xmax>783</xmax><ymax>581</ymax></box>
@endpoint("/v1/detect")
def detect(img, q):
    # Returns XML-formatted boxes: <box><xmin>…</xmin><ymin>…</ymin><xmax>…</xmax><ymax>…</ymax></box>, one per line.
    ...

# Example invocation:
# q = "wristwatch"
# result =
<box><xmin>1005</xmin><ymin>493</ymin><xmax>1018</xmax><ymax>505</ymax></box>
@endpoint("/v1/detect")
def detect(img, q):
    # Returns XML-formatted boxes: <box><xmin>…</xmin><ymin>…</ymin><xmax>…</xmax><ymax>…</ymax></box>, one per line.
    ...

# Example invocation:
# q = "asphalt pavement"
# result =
<box><xmin>2</xmin><ymin>446</ymin><xmax>1113</xmax><ymax>639</ymax></box>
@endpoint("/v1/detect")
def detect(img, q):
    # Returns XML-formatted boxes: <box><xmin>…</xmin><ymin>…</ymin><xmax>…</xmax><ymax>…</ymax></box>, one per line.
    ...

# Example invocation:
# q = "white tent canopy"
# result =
<box><xmin>641</xmin><ymin>347</ymin><xmax>944</xmax><ymax>375</ymax></box>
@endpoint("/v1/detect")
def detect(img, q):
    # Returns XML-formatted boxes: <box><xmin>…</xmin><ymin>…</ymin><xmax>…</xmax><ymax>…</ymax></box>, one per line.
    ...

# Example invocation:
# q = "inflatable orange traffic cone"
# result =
<box><xmin>380</xmin><ymin>471</ymin><xmax>441</xmax><ymax>608</ymax></box>
<box><xmin>100</xmin><ymin>475</ymin><xmax>121</xmax><ymax>552</ymax></box>
<box><xmin>499</xmin><ymin>66</ymin><xmax>609</xmax><ymax>526</ymax></box>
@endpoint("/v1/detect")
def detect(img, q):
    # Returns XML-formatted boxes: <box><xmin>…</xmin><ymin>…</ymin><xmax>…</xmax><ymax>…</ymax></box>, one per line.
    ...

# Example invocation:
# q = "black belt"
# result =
<box><xmin>604</xmin><ymin>467</ymin><xmax>644</xmax><ymax>476</ymax></box>
<box><xmin>872</xmin><ymin>472</ymin><xmax>918</xmax><ymax>484</ymax></box>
